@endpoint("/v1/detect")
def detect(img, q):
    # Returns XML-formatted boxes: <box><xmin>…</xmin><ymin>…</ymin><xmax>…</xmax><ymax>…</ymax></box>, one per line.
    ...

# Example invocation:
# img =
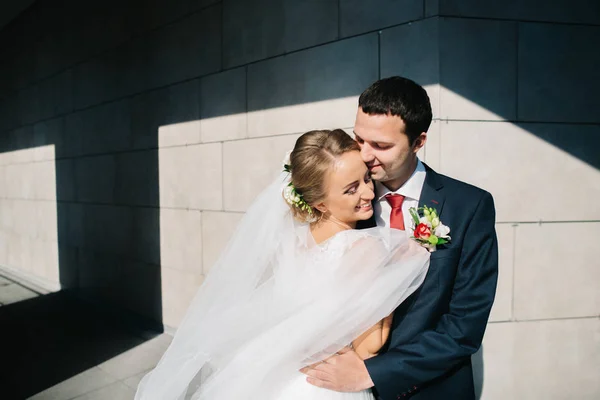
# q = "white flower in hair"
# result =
<box><xmin>283</xmin><ymin>185</ymin><xmax>295</xmax><ymax>203</ymax></box>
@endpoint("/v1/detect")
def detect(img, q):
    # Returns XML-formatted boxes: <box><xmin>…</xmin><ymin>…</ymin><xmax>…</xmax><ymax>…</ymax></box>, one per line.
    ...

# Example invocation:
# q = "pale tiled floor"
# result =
<box><xmin>0</xmin><ymin>273</ymin><xmax>172</xmax><ymax>400</ymax></box>
<box><xmin>0</xmin><ymin>275</ymin><xmax>39</xmax><ymax>305</ymax></box>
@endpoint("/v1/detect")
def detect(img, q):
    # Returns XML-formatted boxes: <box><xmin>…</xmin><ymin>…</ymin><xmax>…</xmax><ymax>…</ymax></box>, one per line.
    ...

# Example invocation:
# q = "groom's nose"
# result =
<box><xmin>360</xmin><ymin>144</ymin><xmax>374</xmax><ymax>163</ymax></box>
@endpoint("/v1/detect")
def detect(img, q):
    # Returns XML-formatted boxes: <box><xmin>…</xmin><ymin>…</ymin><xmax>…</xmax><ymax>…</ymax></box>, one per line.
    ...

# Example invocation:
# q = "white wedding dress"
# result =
<box><xmin>212</xmin><ymin>231</ymin><xmax>386</xmax><ymax>400</ymax></box>
<box><xmin>135</xmin><ymin>173</ymin><xmax>430</xmax><ymax>400</ymax></box>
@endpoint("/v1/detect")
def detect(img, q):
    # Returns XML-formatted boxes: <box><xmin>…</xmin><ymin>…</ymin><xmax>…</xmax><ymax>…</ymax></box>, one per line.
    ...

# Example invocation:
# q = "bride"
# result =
<box><xmin>135</xmin><ymin>129</ymin><xmax>430</xmax><ymax>399</ymax></box>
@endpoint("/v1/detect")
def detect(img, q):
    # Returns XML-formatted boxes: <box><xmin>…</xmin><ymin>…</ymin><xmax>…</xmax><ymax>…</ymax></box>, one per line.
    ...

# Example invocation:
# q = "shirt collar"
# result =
<box><xmin>375</xmin><ymin>158</ymin><xmax>427</xmax><ymax>202</ymax></box>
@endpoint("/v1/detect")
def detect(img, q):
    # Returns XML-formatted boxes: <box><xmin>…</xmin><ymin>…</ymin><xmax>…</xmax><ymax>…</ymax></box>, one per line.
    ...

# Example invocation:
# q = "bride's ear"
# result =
<box><xmin>313</xmin><ymin>202</ymin><xmax>328</xmax><ymax>214</ymax></box>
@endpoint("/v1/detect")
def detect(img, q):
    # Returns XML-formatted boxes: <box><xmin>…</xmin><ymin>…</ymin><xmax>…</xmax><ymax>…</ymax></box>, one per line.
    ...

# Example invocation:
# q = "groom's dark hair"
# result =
<box><xmin>358</xmin><ymin>76</ymin><xmax>432</xmax><ymax>145</ymax></box>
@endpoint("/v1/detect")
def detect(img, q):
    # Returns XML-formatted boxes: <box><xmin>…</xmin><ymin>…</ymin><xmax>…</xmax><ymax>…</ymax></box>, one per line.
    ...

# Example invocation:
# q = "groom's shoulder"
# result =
<box><xmin>440</xmin><ymin>173</ymin><xmax>487</xmax><ymax>195</ymax></box>
<box><xmin>429</xmin><ymin>168</ymin><xmax>493</xmax><ymax>204</ymax></box>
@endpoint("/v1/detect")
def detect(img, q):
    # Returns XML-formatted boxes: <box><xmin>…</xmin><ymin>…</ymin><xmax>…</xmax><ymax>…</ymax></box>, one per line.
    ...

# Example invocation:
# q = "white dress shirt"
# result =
<box><xmin>373</xmin><ymin>159</ymin><xmax>427</xmax><ymax>234</ymax></box>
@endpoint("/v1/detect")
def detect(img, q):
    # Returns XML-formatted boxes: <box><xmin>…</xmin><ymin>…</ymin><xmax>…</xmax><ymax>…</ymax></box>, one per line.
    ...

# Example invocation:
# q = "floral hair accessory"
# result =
<box><xmin>408</xmin><ymin>206</ymin><xmax>451</xmax><ymax>252</ymax></box>
<box><xmin>282</xmin><ymin>150</ymin><xmax>317</xmax><ymax>222</ymax></box>
<box><xmin>283</xmin><ymin>185</ymin><xmax>315</xmax><ymax>216</ymax></box>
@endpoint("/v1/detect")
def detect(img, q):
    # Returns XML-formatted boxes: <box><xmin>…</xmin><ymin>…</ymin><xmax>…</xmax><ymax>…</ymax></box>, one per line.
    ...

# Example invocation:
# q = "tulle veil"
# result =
<box><xmin>135</xmin><ymin>172</ymin><xmax>430</xmax><ymax>399</ymax></box>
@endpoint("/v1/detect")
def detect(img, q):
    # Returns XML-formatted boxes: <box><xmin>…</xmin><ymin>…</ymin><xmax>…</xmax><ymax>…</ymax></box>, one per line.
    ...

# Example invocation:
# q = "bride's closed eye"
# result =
<box><xmin>345</xmin><ymin>184</ymin><xmax>359</xmax><ymax>195</ymax></box>
<box><xmin>345</xmin><ymin>174</ymin><xmax>372</xmax><ymax>195</ymax></box>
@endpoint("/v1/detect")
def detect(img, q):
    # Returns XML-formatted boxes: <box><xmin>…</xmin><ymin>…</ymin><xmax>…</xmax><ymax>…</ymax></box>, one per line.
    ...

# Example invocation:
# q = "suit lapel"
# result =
<box><xmin>418</xmin><ymin>163</ymin><xmax>446</xmax><ymax>216</ymax></box>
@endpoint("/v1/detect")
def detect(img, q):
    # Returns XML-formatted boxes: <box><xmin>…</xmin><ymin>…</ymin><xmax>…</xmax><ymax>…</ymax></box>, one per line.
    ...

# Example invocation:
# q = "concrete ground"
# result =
<box><xmin>0</xmin><ymin>273</ymin><xmax>171</xmax><ymax>400</ymax></box>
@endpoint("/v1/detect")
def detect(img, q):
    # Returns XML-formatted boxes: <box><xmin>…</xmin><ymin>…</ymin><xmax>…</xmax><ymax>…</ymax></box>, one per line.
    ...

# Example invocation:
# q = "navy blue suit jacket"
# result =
<box><xmin>357</xmin><ymin>164</ymin><xmax>498</xmax><ymax>400</ymax></box>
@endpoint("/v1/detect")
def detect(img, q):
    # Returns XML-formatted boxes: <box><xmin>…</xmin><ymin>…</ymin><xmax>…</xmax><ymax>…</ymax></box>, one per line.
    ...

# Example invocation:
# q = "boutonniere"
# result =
<box><xmin>408</xmin><ymin>206</ymin><xmax>451</xmax><ymax>252</ymax></box>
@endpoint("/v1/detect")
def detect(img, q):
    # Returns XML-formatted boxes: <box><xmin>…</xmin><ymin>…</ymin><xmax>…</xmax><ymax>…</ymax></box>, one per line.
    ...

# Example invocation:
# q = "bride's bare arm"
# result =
<box><xmin>351</xmin><ymin>313</ymin><xmax>393</xmax><ymax>360</ymax></box>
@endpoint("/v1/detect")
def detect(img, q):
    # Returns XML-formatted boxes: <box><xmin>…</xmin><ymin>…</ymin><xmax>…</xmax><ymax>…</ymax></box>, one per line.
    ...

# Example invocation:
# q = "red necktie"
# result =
<box><xmin>385</xmin><ymin>194</ymin><xmax>405</xmax><ymax>230</ymax></box>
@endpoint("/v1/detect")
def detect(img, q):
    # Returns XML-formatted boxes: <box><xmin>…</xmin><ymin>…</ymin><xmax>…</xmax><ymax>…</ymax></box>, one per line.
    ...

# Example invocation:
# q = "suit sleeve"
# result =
<box><xmin>364</xmin><ymin>191</ymin><xmax>499</xmax><ymax>399</ymax></box>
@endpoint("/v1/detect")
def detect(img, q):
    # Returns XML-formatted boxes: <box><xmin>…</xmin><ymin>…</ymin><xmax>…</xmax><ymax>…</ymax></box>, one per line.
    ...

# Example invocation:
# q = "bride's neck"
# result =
<box><xmin>310</xmin><ymin>217</ymin><xmax>355</xmax><ymax>245</ymax></box>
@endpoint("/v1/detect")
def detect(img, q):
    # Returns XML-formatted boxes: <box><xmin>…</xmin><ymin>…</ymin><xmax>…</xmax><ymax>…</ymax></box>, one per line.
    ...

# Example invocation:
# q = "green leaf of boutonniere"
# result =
<box><xmin>409</xmin><ymin>207</ymin><xmax>421</xmax><ymax>225</ymax></box>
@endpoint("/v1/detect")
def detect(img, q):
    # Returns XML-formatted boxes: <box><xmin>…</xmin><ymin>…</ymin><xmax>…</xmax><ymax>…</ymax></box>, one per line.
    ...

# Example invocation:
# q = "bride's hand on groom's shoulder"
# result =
<box><xmin>299</xmin><ymin>346</ymin><xmax>375</xmax><ymax>392</ymax></box>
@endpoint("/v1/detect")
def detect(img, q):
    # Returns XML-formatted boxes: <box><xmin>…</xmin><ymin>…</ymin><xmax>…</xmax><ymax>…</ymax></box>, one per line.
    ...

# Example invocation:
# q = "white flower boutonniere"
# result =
<box><xmin>408</xmin><ymin>206</ymin><xmax>451</xmax><ymax>252</ymax></box>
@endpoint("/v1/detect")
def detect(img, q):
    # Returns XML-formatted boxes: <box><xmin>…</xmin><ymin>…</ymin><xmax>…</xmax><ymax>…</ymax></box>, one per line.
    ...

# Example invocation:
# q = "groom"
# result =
<box><xmin>301</xmin><ymin>76</ymin><xmax>498</xmax><ymax>399</ymax></box>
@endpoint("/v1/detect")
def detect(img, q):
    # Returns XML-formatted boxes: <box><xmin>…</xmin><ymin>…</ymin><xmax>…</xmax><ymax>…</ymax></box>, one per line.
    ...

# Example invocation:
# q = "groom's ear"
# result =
<box><xmin>412</xmin><ymin>132</ymin><xmax>427</xmax><ymax>153</ymax></box>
